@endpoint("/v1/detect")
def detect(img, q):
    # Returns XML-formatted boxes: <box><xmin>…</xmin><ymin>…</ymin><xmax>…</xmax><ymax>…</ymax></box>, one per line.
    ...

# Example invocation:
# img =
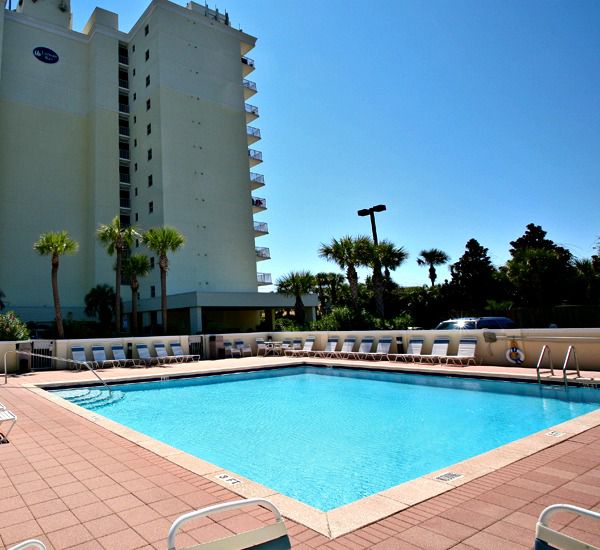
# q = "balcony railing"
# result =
<box><xmin>243</xmin><ymin>79</ymin><xmax>257</xmax><ymax>92</ymax></box>
<box><xmin>241</xmin><ymin>56</ymin><xmax>255</xmax><ymax>68</ymax></box>
<box><xmin>244</xmin><ymin>103</ymin><xmax>259</xmax><ymax>117</ymax></box>
<box><xmin>248</xmin><ymin>149</ymin><xmax>263</xmax><ymax>162</ymax></box>
<box><xmin>119</xmin><ymin>150</ymin><xmax>130</xmax><ymax>160</ymax></box>
<box><xmin>257</xmin><ymin>272</ymin><xmax>272</xmax><ymax>286</ymax></box>
<box><xmin>120</xmin><ymin>197</ymin><xmax>131</xmax><ymax>209</ymax></box>
<box><xmin>250</xmin><ymin>172</ymin><xmax>265</xmax><ymax>188</ymax></box>
<box><xmin>119</xmin><ymin>126</ymin><xmax>130</xmax><ymax>137</ymax></box>
<box><xmin>255</xmin><ymin>247</ymin><xmax>271</xmax><ymax>261</ymax></box>
<box><xmin>119</xmin><ymin>78</ymin><xmax>129</xmax><ymax>89</ymax></box>
<box><xmin>254</xmin><ymin>221</ymin><xmax>268</xmax><ymax>234</ymax></box>
<box><xmin>252</xmin><ymin>196</ymin><xmax>267</xmax><ymax>209</ymax></box>
<box><xmin>247</xmin><ymin>126</ymin><xmax>261</xmax><ymax>139</ymax></box>
<box><xmin>118</xmin><ymin>54</ymin><xmax>129</xmax><ymax>65</ymax></box>
<box><xmin>119</xmin><ymin>173</ymin><xmax>131</xmax><ymax>184</ymax></box>
<box><xmin>118</xmin><ymin>103</ymin><xmax>130</xmax><ymax>113</ymax></box>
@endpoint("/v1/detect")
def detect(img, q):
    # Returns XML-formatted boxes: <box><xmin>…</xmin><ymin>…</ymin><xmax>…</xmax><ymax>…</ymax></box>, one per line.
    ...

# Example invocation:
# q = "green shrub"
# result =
<box><xmin>273</xmin><ymin>317</ymin><xmax>301</xmax><ymax>332</ymax></box>
<box><xmin>0</xmin><ymin>311</ymin><xmax>30</xmax><ymax>341</ymax></box>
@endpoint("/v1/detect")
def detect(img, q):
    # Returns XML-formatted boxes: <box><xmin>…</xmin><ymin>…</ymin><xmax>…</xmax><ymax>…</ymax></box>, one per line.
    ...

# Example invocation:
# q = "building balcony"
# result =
<box><xmin>242</xmin><ymin>79</ymin><xmax>257</xmax><ymax>99</ymax></box>
<box><xmin>254</xmin><ymin>221</ymin><xmax>268</xmax><ymax>237</ymax></box>
<box><xmin>244</xmin><ymin>103</ymin><xmax>259</xmax><ymax>123</ymax></box>
<box><xmin>248</xmin><ymin>149</ymin><xmax>262</xmax><ymax>167</ymax></box>
<box><xmin>257</xmin><ymin>272</ymin><xmax>272</xmax><ymax>286</ymax></box>
<box><xmin>247</xmin><ymin>126</ymin><xmax>261</xmax><ymax>145</ymax></box>
<box><xmin>118</xmin><ymin>54</ymin><xmax>129</xmax><ymax>66</ymax></box>
<box><xmin>118</xmin><ymin>103</ymin><xmax>130</xmax><ymax>114</ymax></box>
<box><xmin>120</xmin><ymin>197</ymin><xmax>131</xmax><ymax>209</ymax></box>
<box><xmin>119</xmin><ymin>149</ymin><xmax>130</xmax><ymax>161</ymax></box>
<box><xmin>250</xmin><ymin>172</ymin><xmax>265</xmax><ymax>190</ymax></box>
<box><xmin>241</xmin><ymin>56</ymin><xmax>255</xmax><ymax>76</ymax></box>
<box><xmin>252</xmin><ymin>196</ymin><xmax>267</xmax><ymax>212</ymax></box>
<box><xmin>255</xmin><ymin>246</ymin><xmax>271</xmax><ymax>262</ymax></box>
<box><xmin>118</xmin><ymin>78</ymin><xmax>129</xmax><ymax>90</ymax></box>
<box><xmin>119</xmin><ymin>173</ymin><xmax>131</xmax><ymax>185</ymax></box>
<box><xmin>119</xmin><ymin>125</ymin><xmax>130</xmax><ymax>137</ymax></box>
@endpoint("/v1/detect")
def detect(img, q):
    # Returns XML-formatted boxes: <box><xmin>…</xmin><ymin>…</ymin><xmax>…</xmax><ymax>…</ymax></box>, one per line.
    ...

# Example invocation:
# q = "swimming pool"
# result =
<box><xmin>52</xmin><ymin>366</ymin><xmax>600</xmax><ymax>511</ymax></box>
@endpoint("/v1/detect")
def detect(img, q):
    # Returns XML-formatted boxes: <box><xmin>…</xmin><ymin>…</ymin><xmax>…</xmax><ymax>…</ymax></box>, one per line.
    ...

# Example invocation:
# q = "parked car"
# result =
<box><xmin>434</xmin><ymin>317</ymin><xmax>517</xmax><ymax>330</ymax></box>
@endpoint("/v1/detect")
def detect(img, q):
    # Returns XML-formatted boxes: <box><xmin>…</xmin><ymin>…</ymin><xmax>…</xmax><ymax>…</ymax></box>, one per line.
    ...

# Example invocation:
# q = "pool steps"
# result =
<box><xmin>59</xmin><ymin>388</ymin><xmax>125</xmax><ymax>409</ymax></box>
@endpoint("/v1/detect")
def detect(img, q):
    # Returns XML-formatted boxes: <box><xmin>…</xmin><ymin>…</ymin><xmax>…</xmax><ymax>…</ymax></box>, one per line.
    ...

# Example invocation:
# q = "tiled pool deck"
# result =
<box><xmin>1</xmin><ymin>357</ymin><xmax>599</xmax><ymax>549</ymax></box>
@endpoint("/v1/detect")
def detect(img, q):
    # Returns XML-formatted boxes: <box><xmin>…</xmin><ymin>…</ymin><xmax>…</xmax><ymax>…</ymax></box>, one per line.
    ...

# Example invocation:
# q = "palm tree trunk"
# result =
<box><xmin>295</xmin><ymin>295</ymin><xmax>306</xmax><ymax>326</ymax></box>
<box><xmin>373</xmin><ymin>266</ymin><xmax>385</xmax><ymax>318</ymax></box>
<box><xmin>51</xmin><ymin>254</ymin><xmax>64</xmax><ymax>338</ymax></box>
<box><xmin>160</xmin><ymin>255</ymin><xmax>168</xmax><ymax>334</ymax></box>
<box><xmin>115</xmin><ymin>248</ymin><xmax>122</xmax><ymax>333</ymax></box>
<box><xmin>347</xmin><ymin>265</ymin><xmax>359</xmax><ymax>311</ymax></box>
<box><xmin>131</xmin><ymin>278</ymin><xmax>139</xmax><ymax>335</ymax></box>
<box><xmin>429</xmin><ymin>265</ymin><xmax>437</xmax><ymax>287</ymax></box>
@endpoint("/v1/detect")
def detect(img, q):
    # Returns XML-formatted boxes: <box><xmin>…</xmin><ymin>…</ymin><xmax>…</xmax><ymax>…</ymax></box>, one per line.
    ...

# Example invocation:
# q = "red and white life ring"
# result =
<box><xmin>506</xmin><ymin>345</ymin><xmax>525</xmax><ymax>365</ymax></box>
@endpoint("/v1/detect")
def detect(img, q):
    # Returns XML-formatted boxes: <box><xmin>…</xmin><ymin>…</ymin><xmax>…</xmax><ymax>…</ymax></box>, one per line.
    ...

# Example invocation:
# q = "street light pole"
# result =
<box><xmin>357</xmin><ymin>204</ymin><xmax>387</xmax><ymax>318</ymax></box>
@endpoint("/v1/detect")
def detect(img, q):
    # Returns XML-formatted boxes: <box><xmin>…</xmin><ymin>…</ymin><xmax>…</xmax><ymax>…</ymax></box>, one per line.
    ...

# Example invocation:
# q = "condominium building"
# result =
<box><xmin>0</xmin><ymin>0</ymin><xmax>315</xmax><ymax>333</ymax></box>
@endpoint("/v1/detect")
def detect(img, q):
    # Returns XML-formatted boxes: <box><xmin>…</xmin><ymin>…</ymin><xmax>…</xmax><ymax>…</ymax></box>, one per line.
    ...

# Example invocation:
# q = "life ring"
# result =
<box><xmin>506</xmin><ymin>342</ymin><xmax>525</xmax><ymax>365</ymax></box>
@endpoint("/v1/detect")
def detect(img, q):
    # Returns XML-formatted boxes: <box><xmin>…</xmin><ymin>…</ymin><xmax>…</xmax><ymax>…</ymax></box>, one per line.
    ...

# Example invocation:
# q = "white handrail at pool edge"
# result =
<box><xmin>3</xmin><ymin>350</ymin><xmax>110</xmax><ymax>391</ymax></box>
<box><xmin>562</xmin><ymin>345</ymin><xmax>580</xmax><ymax>386</ymax></box>
<box><xmin>535</xmin><ymin>345</ymin><xmax>554</xmax><ymax>384</ymax></box>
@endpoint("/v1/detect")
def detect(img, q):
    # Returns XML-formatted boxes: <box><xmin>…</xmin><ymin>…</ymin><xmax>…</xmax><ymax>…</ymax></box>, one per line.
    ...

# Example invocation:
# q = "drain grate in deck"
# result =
<box><xmin>546</xmin><ymin>431</ymin><xmax>567</xmax><ymax>438</ymax></box>
<box><xmin>435</xmin><ymin>472</ymin><xmax>463</xmax><ymax>482</ymax></box>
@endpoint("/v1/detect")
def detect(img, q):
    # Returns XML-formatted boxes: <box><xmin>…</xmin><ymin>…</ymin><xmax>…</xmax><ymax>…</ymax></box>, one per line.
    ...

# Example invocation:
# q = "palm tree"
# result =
<box><xmin>573</xmin><ymin>258</ymin><xmax>598</xmax><ymax>302</ymax></box>
<box><xmin>97</xmin><ymin>217</ymin><xmax>139</xmax><ymax>333</ymax></box>
<box><xmin>84</xmin><ymin>284</ymin><xmax>116</xmax><ymax>329</ymax></box>
<box><xmin>142</xmin><ymin>226</ymin><xmax>185</xmax><ymax>334</ymax></box>
<box><xmin>417</xmin><ymin>248</ymin><xmax>450</xmax><ymax>287</ymax></box>
<box><xmin>122</xmin><ymin>254</ymin><xmax>151</xmax><ymax>335</ymax></box>
<box><xmin>33</xmin><ymin>231</ymin><xmax>78</xmax><ymax>338</ymax></box>
<box><xmin>0</xmin><ymin>289</ymin><xmax>5</xmax><ymax>310</ymax></box>
<box><xmin>276</xmin><ymin>271</ymin><xmax>315</xmax><ymax>326</ymax></box>
<box><xmin>378</xmin><ymin>240</ymin><xmax>409</xmax><ymax>281</ymax></box>
<box><xmin>319</xmin><ymin>236</ymin><xmax>370</xmax><ymax>312</ymax></box>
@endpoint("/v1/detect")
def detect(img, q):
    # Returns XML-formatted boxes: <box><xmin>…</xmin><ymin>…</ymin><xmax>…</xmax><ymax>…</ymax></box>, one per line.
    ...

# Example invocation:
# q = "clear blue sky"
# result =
<box><xmin>71</xmin><ymin>0</ymin><xmax>600</xmax><ymax>288</ymax></box>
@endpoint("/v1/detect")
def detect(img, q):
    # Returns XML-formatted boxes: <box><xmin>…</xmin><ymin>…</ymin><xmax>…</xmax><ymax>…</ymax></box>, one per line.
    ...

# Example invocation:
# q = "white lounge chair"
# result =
<box><xmin>313</xmin><ymin>336</ymin><xmax>339</xmax><ymax>358</ymax></box>
<box><xmin>371</xmin><ymin>337</ymin><xmax>392</xmax><ymax>360</ymax></box>
<box><xmin>255</xmin><ymin>338</ymin><xmax>268</xmax><ymax>356</ymax></box>
<box><xmin>285</xmin><ymin>336</ymin><xmax>315</xmax><ymax>357</ymax></box>
<box><xmin>91</xmin><ymin>346</ymin><xmax>118</xmax><ymax>369</ymax></box>
<box><xmin>170</xmin><ymin>342</ymin><xmax>200</xmax><ymax>362</ymax></box>
<box><xmin>389</xmin><ymin>338</ymin><xmax>424</xmax><ymax>362</ymax></box>
<box><xmin>278</xmin><ymin>339</ymin><xmax>292</xmax><ymax>355</ymax></box>
<box><xmin>136</xmin><ymin>343</ymin><xmax>161</xmax><ymax>366</ymax></box>
<box><xmin>445</xmin><ymin>338</ymin><xmax>477</xmax><ymax>366</ymax></box>
<box><xmin>0</xmin><ymin>403</ymin><xmax>17</xmax><ymax>443</ymax></box>
<box><xmin>224</xmin><ymin>341</ymin><xmax>235</xmax><ymax>358</ymax></box>
<box><xmin>167</xmin><ymin>498</ymin><xmax>290</xmax><ymax>550</ymax></box>
<box><xmin>70</xmin><ymin>346</ymin><xmax>89</xmax><ymax>370</ymax></box>
<box><xmin>418</xmin><ymin>338</ymin><xmax>450</xmax><ymax>364</ymax></box>
<box><xmin>332</xmin><ymin>336</ymin><xmax>356</xmax><ymax>359</ymax></box>
<box><xmin>111</xmin><ymin>345</ymin><xmax>140</xmax><ymax>367</ymax></box>
<box><xmin>8</xmin><ymin>540</ymin><xmax>47</xmax><ymax>550</ymax></box>
<box><xmin>154</xmin><ymin>342</ymin><xmax>177</xmax><ymax>364</ymax></box>
<box><xmin>534</xmin><ymin>504</ymin><xmax>600</xmax><ymax>550</ymax></box>
<box><xmin>234</xmin><ymin>340</ymin><xmax>252</xmax><ymax>357</ymax></box>
<box><xmin>348</xmin><ymin>336</ymin><xmax>374</xmax><ymax>360</ymax></box>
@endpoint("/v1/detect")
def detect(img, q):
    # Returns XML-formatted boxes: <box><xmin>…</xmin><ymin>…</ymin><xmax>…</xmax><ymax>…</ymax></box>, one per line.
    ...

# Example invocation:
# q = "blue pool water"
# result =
<box><xmin>52</xmin><ymin>367</ymin><xmax>600</xmax><ymax>511</ymax></box>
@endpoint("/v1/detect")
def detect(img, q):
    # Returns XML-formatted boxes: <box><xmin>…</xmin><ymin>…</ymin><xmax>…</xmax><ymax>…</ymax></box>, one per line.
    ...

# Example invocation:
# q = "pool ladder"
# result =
<box><xmin>536</xmin><ymin>345</ymin><xmax>580</xmax><ymax>386</ymax></box>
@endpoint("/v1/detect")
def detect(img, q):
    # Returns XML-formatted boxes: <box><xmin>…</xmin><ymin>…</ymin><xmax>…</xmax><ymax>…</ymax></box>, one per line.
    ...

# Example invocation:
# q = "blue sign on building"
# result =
<box><xmin>33</xmin><ymin>47</ymin><xmax>59</xmax><ymax>64</ymax></box>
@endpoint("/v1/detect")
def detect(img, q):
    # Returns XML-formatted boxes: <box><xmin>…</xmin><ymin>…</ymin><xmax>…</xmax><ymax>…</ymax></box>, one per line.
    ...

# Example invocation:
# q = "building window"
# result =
<box><xmin>133</xmin><ymin>115</ymin><xmax>137</xmax><ymax>124</ymax></box>
<box><xmin>133</xmin><ymin>68</ymin><xmax>136</xmax><ymax>76</ymax></box>
<box><xmin>132</xmin><ymin>45</ymin><xmax>136</xmax><ymax>53</ymax></box>
<box><xmin>133</xmin><ymin>92</ymin><xmax>136</xmax><ymax>101</ymax></box>
<box><xmin>135</xmin><ymin>187</ymin><xmax>138</xmax><ymax>196</ymax></box>
<box><xmin>134</xmin><ymin>163</ymin><xmax>138</xmax><ymax>172</ymax></box>
<box><xmin>145</xmin><ymin>24</ymin><xmax>149</xmax><ymax>36</ymax></box>
<box><xmin>146</xmin><ymin>123</ymin><xmax>151</xmax><ymax>135</ymax></box>
<box><xmin>146</xmin><ymin>98</ymin><xmax>151</xmax><ymax>111</ymax></box>
<box><xmin>150</xmin><ymin>285</ymin><xmax>156</xmax><ymax>298</ymax></box>
<box><xmin>134</xmin><ymin>139</ymin><xmax>137</xmax><ymax>147</ymax></box>
<box><xmin>135</xmin><ymin>212</ymin><xmax>139</xmax><ymax>222</ymax></box>
<box><xmin>145</xmin><ymin>75</ymin><xmax>150</xmax><ymax>87</ymax></box>
<box><xmin>135</xmin><ymin>238</ymin><xmax>139</xmax><ymax>248</ymax></box>
<box><xmin>147</xmin><ymin>148</ymin><xmax>152</xmax><ymax>160</ymax></box>
<box><xmin>149</xmin><ymin>201</ymin><xmax>154</xmax><ymax>213</ymax></box>
<box><xmin>148</xmin><ymin>174</ymin><xmax>153</xmax><ymax>187</ymax></box>
<box><xmin>145</xmin><ymin>49</ymin><xmax>150</xmax><ymax>61</ymax></box>
<box><xmin>150</xmin><ymin>257</ymin><xmax>155</xmax><ymax>269</ymax></box>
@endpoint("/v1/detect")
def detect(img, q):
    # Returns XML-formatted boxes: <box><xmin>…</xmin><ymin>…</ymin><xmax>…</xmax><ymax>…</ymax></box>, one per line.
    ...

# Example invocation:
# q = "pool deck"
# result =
<box><xmin>1</xmin><ymin>357</ymin><xmax>599</xmax><ymax>549</ymax></box>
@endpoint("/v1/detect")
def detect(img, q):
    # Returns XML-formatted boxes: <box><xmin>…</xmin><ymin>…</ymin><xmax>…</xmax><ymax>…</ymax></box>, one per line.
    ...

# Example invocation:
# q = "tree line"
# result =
<box><xmin>276</xmin><ymin>224</ymin><xmax>600</xmax><ymax>330</ymax></box>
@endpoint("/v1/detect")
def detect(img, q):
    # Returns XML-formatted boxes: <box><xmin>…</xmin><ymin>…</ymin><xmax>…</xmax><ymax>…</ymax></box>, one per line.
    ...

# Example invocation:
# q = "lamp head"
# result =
<box><xmin>372</xmin><ymin>204</ymin><xmax>387</xmax><ymax>213</ymax></box>
<box><xmin>357</xmin><ymin>209</ymin><xmax>370</xmax><ymax>217</ymax></box>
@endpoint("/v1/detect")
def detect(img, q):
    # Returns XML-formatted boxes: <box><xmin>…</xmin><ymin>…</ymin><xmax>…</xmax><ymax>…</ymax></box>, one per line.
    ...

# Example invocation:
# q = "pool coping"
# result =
<box><xmin>26</xmin><ymin>359</ymin><xmax>600</xmax><ymax>539</ymax></box>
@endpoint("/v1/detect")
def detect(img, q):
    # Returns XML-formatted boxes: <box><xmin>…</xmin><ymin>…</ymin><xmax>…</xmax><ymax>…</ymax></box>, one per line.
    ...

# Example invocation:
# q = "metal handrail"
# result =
<box><xmin>3</xmin><ymin>351</ymin><xmax>110</xmax><ymax>392</ymax></box>
<box><xmin>562</xmin><ymin>345</ymin><xmax>580</xmax><ymax>385</ymax></box>
<box><xmin>535</xmin><ymin>344</ymin><xmax>554</xmax><ymax>383</ymax></box>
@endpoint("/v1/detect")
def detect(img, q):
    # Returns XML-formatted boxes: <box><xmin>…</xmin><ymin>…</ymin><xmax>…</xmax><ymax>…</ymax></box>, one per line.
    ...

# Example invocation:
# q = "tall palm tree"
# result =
<box><xmin>369</xmin><ymin>239</ymin><xmax>409</xmax><ymax>317</ymax></box>
<box><xmin>417</xmin><ymin>248</ymin><xmax>450</xmax><ymax>287</ymax></box>
<box><xmin>319</xmin><ymin>235</ymin><xmax>370</xmax><ymax>312</ymax></box>
<box><xmin>84</xmin><ymin>284</ymin><xmax>116</xmax><ymax>329</ymax></box>
<box><xmin>33</xmin><ymin>231</ymin><xmax>78</xmax><ymax>338</ymax></box>
<box><xmin>97</xmin><ymin>216</ymin><xmax>139</xmax><ymax>333</ymax></box>
<box><xmin>122</xmin><ymin>254</ymin><xmax>151</xmax><ymax>335</ymax></box>
<box><xmin>142</xmin><ymin>226</ymin><xmax>185</xmax><ymax>334</ymax></box>
<box><xmin>276</xmin><ymin>270</ymin><xmax>315</xmax><ymax>326</ymax></box>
